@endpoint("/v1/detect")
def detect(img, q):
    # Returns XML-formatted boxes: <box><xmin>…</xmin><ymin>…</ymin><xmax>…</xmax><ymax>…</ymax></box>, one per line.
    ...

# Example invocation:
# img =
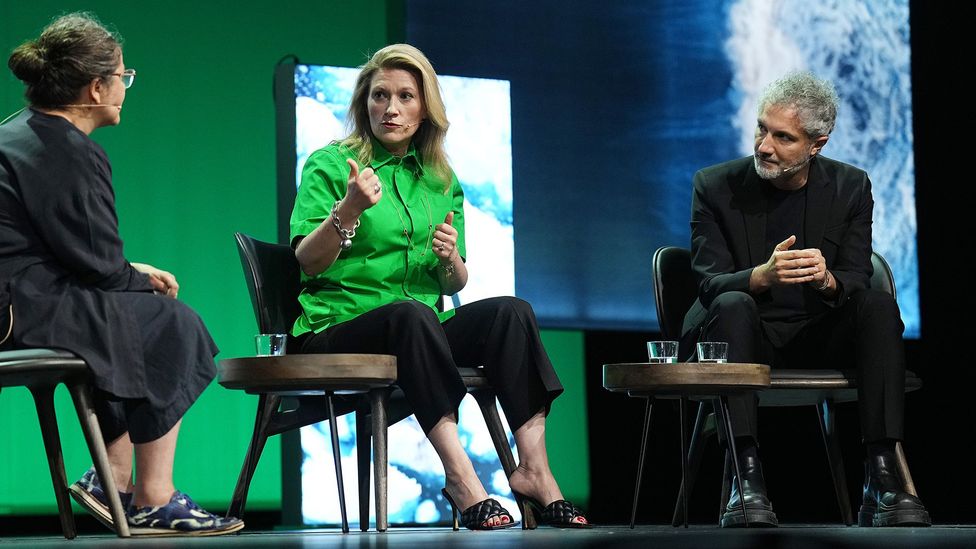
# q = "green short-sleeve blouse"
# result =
<box><xmin>289</xmin><ymin>140</ymin><xmax>466</xmax><ymax>336</ymax></box>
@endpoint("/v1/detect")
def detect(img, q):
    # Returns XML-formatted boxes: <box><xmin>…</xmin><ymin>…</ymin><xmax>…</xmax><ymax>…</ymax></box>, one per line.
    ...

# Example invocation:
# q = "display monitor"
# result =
<box><xmin>406</xmin><ymin>0</ymin><xmax>921</xmax><ymax>337</ymax></box>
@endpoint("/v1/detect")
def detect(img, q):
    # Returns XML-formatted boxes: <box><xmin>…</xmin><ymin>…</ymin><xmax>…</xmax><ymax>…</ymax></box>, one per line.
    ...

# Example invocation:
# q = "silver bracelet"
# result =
<box><xmin>816</xmin><ymin>270</ymin><xmax>831</xmax><ymax>292</ymax></box>
<box><xmin>331</xmin><ymin>201</ymin><xmax>360</xmax><ymax>250</ymax></box>
<box><xmin>441</xmin><ymin>261</ymin><xmax>456</xmax><ymax>276</ymax></box>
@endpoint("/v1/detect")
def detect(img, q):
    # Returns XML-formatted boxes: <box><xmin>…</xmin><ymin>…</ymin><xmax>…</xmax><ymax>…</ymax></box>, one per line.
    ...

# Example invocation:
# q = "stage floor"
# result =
<box><xmin>2</xmin><ymin>525</ymin><xmax>975</xmax><ymax>548</ymax></box>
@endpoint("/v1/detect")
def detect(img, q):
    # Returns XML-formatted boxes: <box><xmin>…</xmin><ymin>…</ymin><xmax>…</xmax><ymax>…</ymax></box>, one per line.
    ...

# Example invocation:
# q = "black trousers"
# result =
<box><xmin>700</xmin><ymin>289</ymin><xmax>905</xmax><ymax>443</ymax></box>
<box><xmin>296</xmin><ymin>297</ymin><xmax>564</xmax><ymax>434</ymax></box>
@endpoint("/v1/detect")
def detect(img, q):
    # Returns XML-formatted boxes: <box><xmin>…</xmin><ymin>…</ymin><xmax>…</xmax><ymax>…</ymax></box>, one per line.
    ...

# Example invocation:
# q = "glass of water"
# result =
<box><xmin>697</xmin><ymin>341</ymin><xmax>728</xmax><ymax>363</ymax></box>
<box><xmin>647</xmin><ymin>341</ymin><xmax>679</xmax><ymax>363</ymax></box>
<box><xmin>255</xmin><ymin>333</ymin><xmax>287</xmax><ymax>356</ymax></box>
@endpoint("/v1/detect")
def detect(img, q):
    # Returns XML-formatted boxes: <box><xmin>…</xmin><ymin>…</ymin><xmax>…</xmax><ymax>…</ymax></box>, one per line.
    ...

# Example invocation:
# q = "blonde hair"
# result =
<box><xmin>342</xmin><ymin>44</ymin><xmax>452</xmax><ymax>189</ymax></box>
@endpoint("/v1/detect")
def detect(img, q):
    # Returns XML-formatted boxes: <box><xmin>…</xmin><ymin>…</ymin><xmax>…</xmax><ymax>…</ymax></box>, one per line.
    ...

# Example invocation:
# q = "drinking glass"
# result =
<box><xmin>255</xmin><ymin>333</ymin><xmax>287</xmax><ymax>356</ymax></box>
<box><xmin>647</xmin><ymin>341</ymin><xmax>679</xmax><ymax>363</ymax></box>
<box><xmin>697</xmin><ymin>341</ymin><xmax>728</xmax><ymax>363</ymax></box>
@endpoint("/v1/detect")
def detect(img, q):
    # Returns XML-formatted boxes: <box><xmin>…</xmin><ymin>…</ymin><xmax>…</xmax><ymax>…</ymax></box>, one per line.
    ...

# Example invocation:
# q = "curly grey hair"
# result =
<box><xmin>758</xmin><ymin>71</ymin><xmax>838</xmax><ymax>138</ymax></box>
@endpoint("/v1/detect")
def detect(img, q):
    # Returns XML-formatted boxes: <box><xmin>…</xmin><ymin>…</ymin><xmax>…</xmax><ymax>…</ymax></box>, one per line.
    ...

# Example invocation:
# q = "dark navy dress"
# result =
<box><xmin>0</xmin><ymin>108</ymin><xmax>216</xmax><ymax>443</ymax></box>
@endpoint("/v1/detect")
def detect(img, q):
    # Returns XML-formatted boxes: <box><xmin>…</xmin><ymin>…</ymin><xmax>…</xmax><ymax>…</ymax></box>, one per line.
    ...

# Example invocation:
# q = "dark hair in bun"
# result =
<box><xmin>7</xmin><ymin>12</ymin><xmax>122</xmax><ymax>108</ymax></box>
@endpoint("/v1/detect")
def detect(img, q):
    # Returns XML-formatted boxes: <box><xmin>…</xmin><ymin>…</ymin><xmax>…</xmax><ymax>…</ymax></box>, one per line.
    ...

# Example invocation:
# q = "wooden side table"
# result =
<box><xmin>603</xmin><ymin>362</ymin><xmax>770</xmax><ymax>528</ymax></box>
<box><xmin>219</xmin><ymin>354</ymin><xmax>396</xmax><ymax>532</ymax></box>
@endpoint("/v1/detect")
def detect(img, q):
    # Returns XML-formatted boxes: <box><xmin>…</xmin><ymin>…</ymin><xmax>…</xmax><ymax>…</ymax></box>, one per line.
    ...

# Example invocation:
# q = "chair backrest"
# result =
<box><xmin>651</xmin><ymin>246</ymin><xmax>897</xmax><ymax>340</ymax></box>
<box><xmin>651</xmin><ymin>247</ymin><xmax>698</xmax><ymax>340</ymax></box>
<box><xmin>869</xmin><ymin>252</ymin><xmax>896</xmax><ymax>301</ymax></box>
<box><xmin>234</xmin><ymin>232</ymin><xmax>303</xmax><ymax>334</ymax></box>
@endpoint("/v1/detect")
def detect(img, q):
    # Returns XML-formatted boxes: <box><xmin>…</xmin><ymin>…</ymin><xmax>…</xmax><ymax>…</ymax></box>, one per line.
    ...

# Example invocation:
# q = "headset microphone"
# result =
<box><xmin>779</xmin><ymin>154</ymin><xmax>812</xmax><ymax>176</ymax></box>
<box><xmin>59</xmin><ymin>104</ymin><xmax>122</xmax><ymax>110</ymax></box>
<box><xmin>397</xmin><ymin>120</ymin><xmax>424</xmax><ymax>129</ymax></box>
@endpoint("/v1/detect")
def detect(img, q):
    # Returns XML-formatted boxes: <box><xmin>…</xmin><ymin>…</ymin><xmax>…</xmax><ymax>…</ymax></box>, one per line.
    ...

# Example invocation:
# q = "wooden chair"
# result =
<box><xmin>0</xmin><ymin>349</ymin><xmax>130</xmax><ymax>538</ymax></box>
<box><xmin>227</xmin><ymin>233</ymin><xmax>527</xmax><ymax>531</ymax></box>
<box><xmin>652</xmin><ymin>246</ymin><xmax>921</xmax><ymax>526</ymax></box>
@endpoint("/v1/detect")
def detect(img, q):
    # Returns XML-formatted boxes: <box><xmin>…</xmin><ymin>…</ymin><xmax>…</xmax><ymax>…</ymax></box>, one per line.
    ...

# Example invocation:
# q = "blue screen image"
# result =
<box><xmin>407</xmin><ymin>0</ymin><xmax>919</xmax><ymax>337</ymax></box>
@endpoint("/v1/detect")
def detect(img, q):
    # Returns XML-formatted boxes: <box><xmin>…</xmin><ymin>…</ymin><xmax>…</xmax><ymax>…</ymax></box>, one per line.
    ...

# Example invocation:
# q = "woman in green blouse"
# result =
<box><xmin>290</xmin><ymin>44</ymin><xmax>589</xmax><ymax>530</ymax></box>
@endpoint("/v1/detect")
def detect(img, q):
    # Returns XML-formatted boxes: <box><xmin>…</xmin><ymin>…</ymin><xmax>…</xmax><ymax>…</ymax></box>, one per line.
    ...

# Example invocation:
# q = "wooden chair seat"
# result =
<box><xmin>0</xmin><ymin>349</ymin><xmax>85</xmax><ymax>384</ymax></box>
<box><xmin>761</xmin><ymin>369</ymin><xmax>922</xmax><ymax>407</ymax></box>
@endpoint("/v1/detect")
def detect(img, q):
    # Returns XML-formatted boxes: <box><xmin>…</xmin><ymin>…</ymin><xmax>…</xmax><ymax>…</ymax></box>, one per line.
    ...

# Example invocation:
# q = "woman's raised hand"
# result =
<box><xmin>432</xmin><ymin>211</ymin><xmax>459</xmax><ymax>262</ymax></box>
<box><xmin>344</xmin><ymin>159</ymin><xmax>382</xmax><ymax>214</ymax></box>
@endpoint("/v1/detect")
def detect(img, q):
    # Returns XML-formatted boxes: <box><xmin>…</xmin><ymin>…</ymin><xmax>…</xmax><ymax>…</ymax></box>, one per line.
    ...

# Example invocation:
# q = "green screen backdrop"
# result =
<box><xmin>0</xmin><ymin>0</ymin><xmax>588</xmax><ymax>518</ymax></box>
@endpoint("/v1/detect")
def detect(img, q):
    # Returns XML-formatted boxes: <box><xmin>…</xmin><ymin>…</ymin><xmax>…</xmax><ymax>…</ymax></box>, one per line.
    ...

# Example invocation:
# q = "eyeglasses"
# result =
<box><xmin>109</xmin><ymin>69</ymin><xmax>136</xmax><ymax>89</ymax></box>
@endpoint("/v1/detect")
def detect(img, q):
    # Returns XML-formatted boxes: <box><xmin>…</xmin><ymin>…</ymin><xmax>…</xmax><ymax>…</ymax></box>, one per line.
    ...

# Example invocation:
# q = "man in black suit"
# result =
<box><xmin>683</xmin><ymin>71</ymin><xmax>930</xmax><ymax>528</ymax></box>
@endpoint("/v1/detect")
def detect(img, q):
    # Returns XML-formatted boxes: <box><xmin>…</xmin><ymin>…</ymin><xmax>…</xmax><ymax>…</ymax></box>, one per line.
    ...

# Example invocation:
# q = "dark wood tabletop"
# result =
<box><xmin>602</xmin><ymin>362</ymin><xmax>770</xmax><ymax>398</ymax></box>
<box><xmin>218</xmin><ymin>353</ymin><xmax>396</xmax><ymax>395</ymax></box>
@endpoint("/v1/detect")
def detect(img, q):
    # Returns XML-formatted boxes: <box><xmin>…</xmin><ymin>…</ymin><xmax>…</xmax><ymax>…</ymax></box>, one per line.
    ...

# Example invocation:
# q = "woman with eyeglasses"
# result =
<box><xmin>0</xmin><ymin>12</ymin><xmax>242</xmax><ymax>536</ymax></box>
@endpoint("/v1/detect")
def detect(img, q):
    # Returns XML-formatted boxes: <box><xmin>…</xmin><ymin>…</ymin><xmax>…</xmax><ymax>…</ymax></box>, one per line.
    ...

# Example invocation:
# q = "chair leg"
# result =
<box><xmin>719</xmin><ymin>449</ymin><xmax>731</xmax><ymax>525</ymax></box>
<box><xmin>66</xmin><ymin>382</ymin><xmax>130</xmax><ymax>537</ymax></box>
<box><xmin>472</xmin><ymin>390</ymin><xmax>518</xmax><ymax>477</ymax></box>
<box><xmin>672</xmin><ymin>400</ymin><xmax>709</xmax><ymax>526</ymax></box>
<box><xmin>471</xmin><ymin>389</ymin><xmax>534</xmax><ymax>528</ymax></box>
<box><xmin>228</xmin><ymin>393</ymin><xmax>281</xmax><ymax>519</ymax></box>
<box><xmin>369</xmin><ymin>388</ymin><xmax>389</xmax><ymax>533</ymax></box>
<box><xmin>894</xmin><ymin>442</ymin><xmax>918</xmax><ymax>497</ymax></box>
<box><xmin>816</xmin><ymin>399</ymin><xmax>853</xmax><ymax>525</ymax></box>
<box><xmin>711</xmin><ymin>398</ymin><xmax>732</xmax><ymax>525</ymax></box>
<box><xmin>28</xmin><ymin>385</ymin><xmax>76</xmax><ymax>540</ymax></box>
<box><xmin>356</xmin><ymin>406</ymin><xmax>371</xmax><ymax>532</ymax></box>
<box><xmin>326</xmin><ymin>392</ymin><xmax>349</xmax><ymax>533</ymax></box>
<box><xmin>718</xmin><ymin>396</ymin><xmax>748</xmax><ymax>527</ymax></box>
<box><xmin>630</xmin><ymin>396</ymin><xmax>655</xmax><ymax>529</ymax></box>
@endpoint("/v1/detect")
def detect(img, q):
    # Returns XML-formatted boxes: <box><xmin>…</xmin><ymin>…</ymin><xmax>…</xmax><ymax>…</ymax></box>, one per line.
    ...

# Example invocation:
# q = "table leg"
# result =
<box><xmin>719</xmin><ymin>396</ymin><xmax>749</xmax><ymax>527</ymax></box>
<box><xmin>672</xmin><ymin>400</ymin><xmax>708</xmax><ymax>526</ymax></box>
<box><xmin>679</xmin><ymin>397</ymin><xmax>689</xmax><ymax>528</ymax></box>
<box><xmin>630</xmin><ymin>396</ymin><xmax>654</xmax><ymax>529</ymax></box>
<box><xmin>720</xmin><ymin>446</ymin><xmax>731</xmax><ymax>526</ymax></box>
<box><xmin>326</xmin><ymin>392</ymin><xmax>349</xmax><ymax>533</ymax></box>
<box><xmin>356</xmin><ymin>408</ymin><xmax>370</xmax><ymax>531</ymax></box>
<box><xmin>370</xmin><ymin>388</ymin><xmax>389</xmax><ymax>533</ymax></box>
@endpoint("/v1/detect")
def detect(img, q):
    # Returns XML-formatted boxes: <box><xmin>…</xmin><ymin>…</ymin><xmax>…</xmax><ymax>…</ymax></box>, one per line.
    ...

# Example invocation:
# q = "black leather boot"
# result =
<box><xmin>859</xmin><ymin>449</ymin><xmax>931</xmax><ymax>527</ymax></box>
<box><xmin>720</xmin><ymin>443</ymin><xmax>778</xmax><ymax>527</ymax></box>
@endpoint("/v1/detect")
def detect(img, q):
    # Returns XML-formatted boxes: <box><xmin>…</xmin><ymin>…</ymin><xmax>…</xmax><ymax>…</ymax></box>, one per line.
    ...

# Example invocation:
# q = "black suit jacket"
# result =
<box><xmin>681</xmin><ymin>155</ymin><xmax>875</xmax><ymax>348</ymax></box>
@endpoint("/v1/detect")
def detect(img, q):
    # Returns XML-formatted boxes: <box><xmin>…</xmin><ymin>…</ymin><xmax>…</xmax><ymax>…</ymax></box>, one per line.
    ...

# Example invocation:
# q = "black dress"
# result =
<box><xmin>0</xmin><ymin>108</ymin><xmax>216</xmax><ymax>443</ymax></box>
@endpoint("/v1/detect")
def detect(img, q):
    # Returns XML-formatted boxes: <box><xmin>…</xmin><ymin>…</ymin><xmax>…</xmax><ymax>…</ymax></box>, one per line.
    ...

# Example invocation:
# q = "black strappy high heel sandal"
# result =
<box><xmin>511</xmin><ymin>491</ymin><xmax>592</xmax><ymax>529</ymax></box>
<box><xmin>441</xmin><ymin>488</ymin><xmax>518</xmax><ymax>531</ymax></box>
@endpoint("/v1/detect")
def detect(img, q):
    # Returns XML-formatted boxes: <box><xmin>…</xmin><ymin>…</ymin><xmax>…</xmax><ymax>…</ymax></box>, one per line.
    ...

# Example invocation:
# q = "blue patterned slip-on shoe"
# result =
<box><xmin>68</xmin><ymin>467</ymin><xmax>133</xmax><ymax>530</ymax></box>
<box><xmin>127</xmin><ymin>491</ymin><xmax>244</xmax><ymax>537</ymax></box>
